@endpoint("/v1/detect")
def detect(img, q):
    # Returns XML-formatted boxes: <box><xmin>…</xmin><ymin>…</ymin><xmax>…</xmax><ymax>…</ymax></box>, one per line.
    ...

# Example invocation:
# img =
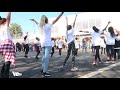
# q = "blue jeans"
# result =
<box><xmin>41</xmin><ymin>46</ymin><xmax>52</xmax><ymax>73</ymax></box>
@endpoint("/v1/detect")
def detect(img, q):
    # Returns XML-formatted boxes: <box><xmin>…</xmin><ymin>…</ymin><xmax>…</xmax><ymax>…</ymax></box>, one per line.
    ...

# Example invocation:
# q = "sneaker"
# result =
<box><xmin>111</xmin><ymin>61</ymin><xmax>115</xmax><ymax>64</ymax></box>
<box><xmin>71</xmin><ymin>67</ymin><xmax>78</xmax><ymax>71</ymax></box>
<box><xmin>42</xmin><ymin>72</ymin><xmax>51</xmax><ymax>77</ymax></box>
<box><xmin>92</xmin><ymin>61</ymin><xmax>96</xmax><ymax>65</ymax></box>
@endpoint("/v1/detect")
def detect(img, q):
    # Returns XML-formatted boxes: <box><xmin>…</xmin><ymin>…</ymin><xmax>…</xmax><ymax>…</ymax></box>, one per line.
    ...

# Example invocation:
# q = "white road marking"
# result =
<box><xmin>78</xmin><ymin>62</ymin><xmax>120</xmax><ymax>78</ymax></box>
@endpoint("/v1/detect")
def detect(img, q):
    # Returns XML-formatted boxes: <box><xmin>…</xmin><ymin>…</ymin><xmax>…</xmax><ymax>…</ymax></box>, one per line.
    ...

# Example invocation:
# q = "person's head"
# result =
<box><xmin>75</xmin><ymin>38</ymin><xmax>78</xmax><ymax>40</ymax></box>
<box><xmin>51</xmin><ymin>38</ymin><xmax>54</xmax><ymax>40</ymax></box>
<box><xmin>0</xmin><ymin>17</ymin><xmax>6</xmax><ymax>25</ymax></box>
<box><xmin>67</xmin><ymin>25</ymin><xmax>72</xmax><ymax>30</ymax></box>
<box><xmin>108</xmin><ymin>26</ymin><xmax>115</xmax><ymax>37</ymax></box>
<box><xmin>36</xmin><ymin>37</ymin><xmax>40</xmax><ymax>41</ymax></box>
<box><xmin>26</xmin><ymin>32</ymin><xmax>28</xmax><ymax>36</ymax></box>
<box><xmin>40</xmin><ymin>15</ymin><xmax>48</xmax><ymax>28</ymax></box>
<box><xmin>92</xmin><ymin>26</ymin><xmax>99</xmax><ymax>32</ymax></box>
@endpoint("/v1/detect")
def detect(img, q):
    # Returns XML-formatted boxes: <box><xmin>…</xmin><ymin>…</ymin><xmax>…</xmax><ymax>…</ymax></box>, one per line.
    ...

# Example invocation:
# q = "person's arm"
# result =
<box><xmin>73</xmin><ymin>14</ymin><xmax>78</xmax><ymax>28</ymax></box>
<box><xmin>30</xmin><ymin>19</ymin><xmax>39</xmax><ymax>25</ymax></box>
<box><xmin>103</xmin><ymin>21</ymin><xmax>111</xmax><ymax>31</ymax></box>
<box><xmin>52</xmin><ymin>12</ymin><xmax>64</xmax><ymax>25</ymax></box>
<box><xmin>79</xmin><ymin>30</ymin><xmax>89</xmax><ymax>33</ymax></box>
<box><xmin>6</xmin><ymin>12</ymin><xmax>11</xmax><ymax>27</ymax></box>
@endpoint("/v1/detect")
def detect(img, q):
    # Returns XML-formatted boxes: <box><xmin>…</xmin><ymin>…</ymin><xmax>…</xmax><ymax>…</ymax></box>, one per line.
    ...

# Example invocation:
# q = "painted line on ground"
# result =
<box><xmin>78</xmin><ymin>61</ymin><xmax>120</xmax><ymax>78</ymax></box>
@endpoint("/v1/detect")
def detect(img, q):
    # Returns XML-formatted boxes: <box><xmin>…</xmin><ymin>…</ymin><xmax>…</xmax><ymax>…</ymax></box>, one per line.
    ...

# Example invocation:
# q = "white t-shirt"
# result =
<box><xmin>66</xmin><ymin>28</ymin><xmax>74</xmax><ymax>44</ymax></box>
<box><xmin>0</xmin><ymin>24</ymin><xmax>13</xmax><ymax>43</ymax></box>
<box><xmin>100</xmin><ymin>38</ymin><xmax>106</xmax><ymax>48</ymax></box>
<box><xmin>34</xmin><ymin>39</ymin><xmax>40</xmax><ymax>46</ymax></box>
<box><xmin>89</xmin><ymin>30</ymin><xmax>103</xmax><ymax>46</ymax></box>
<box><xmin>74</xmin><ymin>40</ymin><xmax>79</xmax><ymax>49</ymax></box>
<box><xmin>104</xmin><ymin>31</ymin><xmax>115</xmax><ymax>45</ymax></box>
<box><xmin>39</xmin><ymin>23</ymin><xmax>52</xmax><ymax>47</ymax></box>
<box><xmin>24</xmin><ymin>36</ymin><xmax>30</xmax><ymax>44</ymax></box>
<box><xmin>51</xmin><ymin>40</ymin><xmax>54</xmax><ymax>47</ymax></box>
<box><xmin>57</xmin><ymin>39</ymin><xmax>62</xmax><ymax>48</ymax></box>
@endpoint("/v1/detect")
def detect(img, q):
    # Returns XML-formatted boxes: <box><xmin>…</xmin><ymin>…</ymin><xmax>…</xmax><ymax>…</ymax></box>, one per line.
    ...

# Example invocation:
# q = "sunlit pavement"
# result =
<box><xmin>0</xmin><ymin>49</ymin><xmax>120</xmax><ymax>78</ymax></box>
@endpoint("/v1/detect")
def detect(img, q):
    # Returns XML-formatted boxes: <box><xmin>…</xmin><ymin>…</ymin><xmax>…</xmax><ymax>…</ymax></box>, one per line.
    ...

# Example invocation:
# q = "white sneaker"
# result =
<box><xmin>71</xmin><ymin>67</ymin><xmax>78</xmax><ymax>71</ymax></box>
<box><xmin>12</xmin><ymin>71</ymin><xmax>22</xmax><ymax>76</ymax></box>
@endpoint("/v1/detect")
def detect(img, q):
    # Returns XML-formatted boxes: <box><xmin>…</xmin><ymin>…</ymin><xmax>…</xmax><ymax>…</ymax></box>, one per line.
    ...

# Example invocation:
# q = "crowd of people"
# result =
<box><xmin>0</xmin><ymin>12</ymin><xmax>120</xmax><ymax>78</ymax></box>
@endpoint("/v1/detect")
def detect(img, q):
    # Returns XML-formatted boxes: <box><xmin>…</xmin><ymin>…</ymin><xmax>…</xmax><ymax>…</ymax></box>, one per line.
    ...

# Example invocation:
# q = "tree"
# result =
<box><xmin>9</xmin><ymin>23</ymin><xmax>23</xmax><ymax>39</ymax></box>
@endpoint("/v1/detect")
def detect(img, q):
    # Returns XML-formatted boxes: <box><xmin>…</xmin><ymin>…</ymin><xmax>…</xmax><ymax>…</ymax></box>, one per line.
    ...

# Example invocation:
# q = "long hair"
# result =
<box><xmin>40</xmin><ymin>15</ymin><xmax>47</xmax><ymax>29</ymax></box>
<box><xmin>108</xmin><ymin>26</ymin><xmax>115</xmax><ymax>37</ymax></box>
<box><xmin>92</xmin><ymin>26</ymin><xmax>99</xmax><ymax>33</ymax></box>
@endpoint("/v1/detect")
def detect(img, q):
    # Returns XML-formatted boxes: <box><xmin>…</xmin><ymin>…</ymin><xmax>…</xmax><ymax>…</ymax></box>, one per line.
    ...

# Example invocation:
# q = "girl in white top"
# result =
<box><xmin>0</xmin><ymin>12</ymin><xmax>15</xmax><ymax>78</ymax></box>
<box><xmin>104</xmin><ymin>26</ymin><xmax>116</xmax><ymax>63</ymax></box>
<box><xmin>80</xmin><ymin>21</ymin><xmax>110</xmax><ymax>65</ymax></box>
<box><xmin>24</xmin><ymin>32</ymin><xmax>30</xmax><ymax>58</ymax></box>
<box><xmin>63</xmin><ymin>14</ymin><xmax>78</xmax><ymax>71</ymax></box>
<box><xmin>30</xmin><ymin>12</ymin><xmax>64</xmax><ymax>77</ymax></box>
<box><xmin>57</xmin><ymin>38</ymin><xmax>63</xmax><ymax>55</ymax></box>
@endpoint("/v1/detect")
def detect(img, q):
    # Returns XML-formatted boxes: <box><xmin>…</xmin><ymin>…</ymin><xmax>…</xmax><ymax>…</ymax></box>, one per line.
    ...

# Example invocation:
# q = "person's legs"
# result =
<box><xmin>24</xmin><ymin>44</ymin><xmax>29</xmax><ymax>58</ymax></box>
<box><xmin>96</xmin><ymin>46</ymin><xmax>101</xmax><ymax>62</ymax></box>
<box><xmin>101</xmin><ymin>47</ymin><xmax>103</xmax><ymax>54</ymax></box>
<box><xmin>106</xmin><ymin>45</ymin><xmax>110</xmax><ymax>60</ymax></box>
<box><xmin>114</xmin><ymin>49</ymin><xmax>117</xmax><ymax>60</ymax></box>
<box><xmin>63</xmin><ymin>43</ymin><xmax>72</xmax><ymax>67</ymax></box>
<box><xmin>4</xmin><ymin>61</ymin><xmax>11</xmax><ymax>78</ymax></box>
<box><xmin>118</xmin><ymin>49</ymin><xmax>120</xmax><ymax>59</ymax></box>
<box><xmin>110</xmin><ymin>45</ymin><xmax>115</xmax><ymax>62</ymax></box>
<box><xmin>1</xmin><ymin>63</ymin><xmax>5</xmax><ymax>78</ymax></box>
<box><xmin>71</xmin><ymin>41</ymin><xmax>76</xmax><ymax>68</ymax></box>
<box><xmin>51</xmin><ymin>47</ymin><xmax>54</xmax><ymax>57</ymax></box>
<box><xmin>42</xmin><ymin>46</ymin><xmax>52</xmax><ymax>73</ymax></box>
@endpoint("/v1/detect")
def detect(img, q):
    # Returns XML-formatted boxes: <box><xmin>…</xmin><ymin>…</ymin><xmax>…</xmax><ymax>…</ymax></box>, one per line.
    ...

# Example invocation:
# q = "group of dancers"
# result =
<box><xmin>0</xmin><ymin>12</ymin><xmax>120</xmax><ymax>78</ymax></box>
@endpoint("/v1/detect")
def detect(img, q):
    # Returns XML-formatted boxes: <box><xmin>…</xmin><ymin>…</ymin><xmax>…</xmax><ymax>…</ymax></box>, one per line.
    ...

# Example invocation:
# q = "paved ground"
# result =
<box><xmin>0</xmin><ymin>49</ymin><xmax>120</xmax><ymax>78</ymax></box>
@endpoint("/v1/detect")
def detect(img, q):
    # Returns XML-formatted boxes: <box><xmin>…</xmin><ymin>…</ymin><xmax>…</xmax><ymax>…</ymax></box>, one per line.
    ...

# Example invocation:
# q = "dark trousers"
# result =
<box><xmin>75</xmin><ymin>48</ymin><xmax>78</xmax><ymax>56</ymax></box>
<box><xmin>101</xmin><ymin>47</ymin><xmax>106</xmax><ymax>54</ymax></box>
<box><xmin>114</xmin><ymin>49</ymin><xmax>120</xmax><ymax>60</ymax></box>
<box><xmin>106</xmin><ymin>45</ymin><xmax>114</xmax><ymax>59</ymax></box>
<box><xmin>64</xmin><ymin>41</ymin><xmax>76</xmax><ymax>67</ymax></box>
<box><xmin>51</xmin><ymin>47</ymin><xmax>54</xmax><ymax>57</ymax></box>
<box><xmin>94</xmin><ymin>46</ymin><xmax>101</xmax><ymax>61</ymax></box>
<box><xmin>59</xmin><ymin>48</ymin><xmax>62</xmax><ymax>55</ymax></box>
<box><xmin>1</xmin><ymin>61</ymin><xmax>11</xmax><ymax>78</ymax></box>
<box><xmin>25</xmin><ymin>44</ymin><xmax>29</xmax><ymax>55</ymax></box>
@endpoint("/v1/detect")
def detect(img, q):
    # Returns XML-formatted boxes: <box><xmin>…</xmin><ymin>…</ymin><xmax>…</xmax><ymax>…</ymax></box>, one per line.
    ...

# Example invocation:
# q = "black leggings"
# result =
<box><xmin>101</xmin><ymin>47</ymin><xmax>106</xmax><ymax>54</ymax></box>
<box><xmin>114</xmin><ymin>49</ymin><xmax>120</xmax><ymax>60</ymax></box>
<box><xmin>64</xmin><ymin>41</ymin><xmax>76</xmax><ymax>67</ymax></box>
<box><xmin>1</xmin><ymin>61</ymin><xmax>11</xmax><ymax>78</ymax></box>
<box><xmin>25</xmin><ymin>44</ymin><xmax>29</xmax><ymax>55</ymax></box>
<box><xmin>51</xmin><ymin>47</ymin><xmax>54</xmax><ymax>57</ymax></box>
<box><xmin>75</xmin><ymin>48</ymin><xmax>78</xmax><ymax>56</ymax></box>
<box><xmin>94</xmin><ymin>46</ymin><xmax>101</xmax><ymax>61</ymax></box>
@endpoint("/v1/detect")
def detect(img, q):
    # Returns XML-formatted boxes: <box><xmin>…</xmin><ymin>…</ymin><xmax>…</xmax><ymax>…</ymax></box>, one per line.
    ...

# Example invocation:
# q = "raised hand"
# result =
<box><xmin>30</xmin><ymin>19</ymin><xmax>35</xmax><ymax>21</ymax></box>
<box><xmin>108</xmin><ymin>21</ymin><xmax>111</xmax><ymax>24</ymax></box>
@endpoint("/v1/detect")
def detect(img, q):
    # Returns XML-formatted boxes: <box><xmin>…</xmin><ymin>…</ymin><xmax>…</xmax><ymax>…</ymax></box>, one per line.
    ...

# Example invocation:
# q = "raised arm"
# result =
<box><xmin>73</xmin><ymin>14</ymin><xmax>77</xmax><ymax>28</ymax></box>
<box><xmin>65</xmin><ymin>16</ymin><xmax>68</xmax><ymax>28</ymax></box>
<box><xmin>103</xmin><ymin>21</ymin><xmax>111</xmax><ymax>31</ymax></box>
<box><xmin>30</xmin><ymin>19</ymin><xmax>39</xmax><ymax>25</ymax></box>
<box><xmin>79</xmin><ymin>30</ymin><xmax>89</xmax><ymax>33</ymax></box>
<box><xmin>52</xmin><ymin>12</ymin><xmax>64</xmax><ymax>25</ymax></box>
<box><xmin>6</xmin><ymin>12</ymin><xmax>11</xmax><ymax>26</ymax></box>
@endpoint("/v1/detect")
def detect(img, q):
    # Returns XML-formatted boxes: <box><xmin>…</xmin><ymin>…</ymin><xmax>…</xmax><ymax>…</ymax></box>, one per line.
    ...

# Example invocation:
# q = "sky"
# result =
<box><xmin>0</xmin><ymin>12</ymin><xmax>80</xmax><ymax>36</ymax></box>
